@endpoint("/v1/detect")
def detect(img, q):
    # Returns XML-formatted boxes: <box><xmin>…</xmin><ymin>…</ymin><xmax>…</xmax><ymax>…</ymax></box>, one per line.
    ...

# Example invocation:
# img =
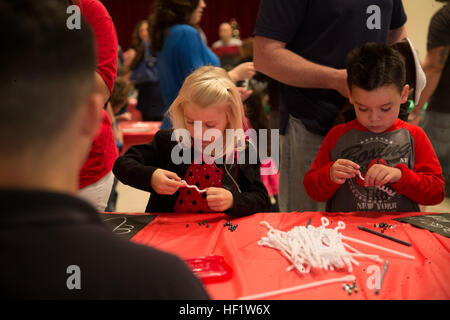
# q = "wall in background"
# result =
<box><xmin>102</xmin><ymin>0</ymin><xmax>261</xmax><ymax>50</ymax></box>
<box><xmin>403</xmin><ymin>0</ymin><xmax>445</xmax><ymax>62</ymax></box>
<box><xmin>103</xmin><ymin>0</ymin><xmax>446</xmax><ymax>61</ymax></box>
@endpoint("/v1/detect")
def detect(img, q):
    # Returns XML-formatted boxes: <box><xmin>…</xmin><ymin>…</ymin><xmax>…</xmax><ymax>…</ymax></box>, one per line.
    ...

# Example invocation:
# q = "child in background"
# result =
<box><xmin>109</xmin><ymin>77</ymin><xmax>133</xmax><ymax>149</ymax></box>
<box><xmin>304</xmin><ymin>43</ymin><xmax>445</xmax><ymax>212</ymax></box>
<box><xmin>105</xmin><ymin>77</ymin><xmax>133</xmax><ymax>212</ymax></box>
<box><xmin>113</xmin><ymin>66</ymin><xmax>269</xmax><ymax>215</ymax></box>
<box><xmin>243</xmin><ymin>81</ymin><xmax>279</xmax><ymax>212</ymax></box>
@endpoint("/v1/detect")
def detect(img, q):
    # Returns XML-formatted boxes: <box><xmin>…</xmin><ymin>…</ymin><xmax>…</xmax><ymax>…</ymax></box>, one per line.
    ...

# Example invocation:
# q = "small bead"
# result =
<box><xmin>206</xmin><ymin>224</ymin><xmax>210</xmax><ymax>228</ymax></box>
<box><xmin>186</xmin><ymin>224</ymin><xmax>189</xmax><ymax>228</ymax></box>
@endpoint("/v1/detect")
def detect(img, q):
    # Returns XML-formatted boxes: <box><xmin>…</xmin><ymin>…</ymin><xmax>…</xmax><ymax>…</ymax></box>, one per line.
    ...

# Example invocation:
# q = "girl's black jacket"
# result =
<box><xmin>113</xmin><ymin>129</ymin><xmax>270</xmax><ymax>216</ymax></box>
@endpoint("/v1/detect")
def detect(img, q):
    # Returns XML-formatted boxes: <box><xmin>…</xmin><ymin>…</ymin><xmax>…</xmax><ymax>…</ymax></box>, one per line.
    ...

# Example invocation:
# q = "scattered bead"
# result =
<box><xmin>223</xmin><ymin>221</ymin><xmax>238</xmax><ymax>232</ymax></box>
<box><xmin>343</xmin><ymin>282</ymin><xmax>358</xmax><ymax>295</ymax></box>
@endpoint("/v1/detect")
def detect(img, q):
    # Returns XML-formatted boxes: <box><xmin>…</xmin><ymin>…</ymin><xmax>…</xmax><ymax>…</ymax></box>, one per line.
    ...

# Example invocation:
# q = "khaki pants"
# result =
<box><xmin>77</xmin><ymin>171</ymin><xmax>115</xmax><ymax>212</ymax></box>
<box><xmin>279</xmin><ymin>115</ymin><xmax>326</xmax><ymax>212</ymax></box>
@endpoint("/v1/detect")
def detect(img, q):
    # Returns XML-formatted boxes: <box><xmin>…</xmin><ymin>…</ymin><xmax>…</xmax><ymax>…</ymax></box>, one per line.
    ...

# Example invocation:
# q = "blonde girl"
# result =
<box><xmin>113</xmin><ymin>66</ymin><xmax>269</xmax><ymax>216</ymax></box>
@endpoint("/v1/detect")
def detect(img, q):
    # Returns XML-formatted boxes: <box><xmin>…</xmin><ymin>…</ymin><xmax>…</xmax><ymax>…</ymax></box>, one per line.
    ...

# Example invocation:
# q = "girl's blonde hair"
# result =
<box><xmin>168</xmin><ymin>66</ymin><xmax>246</xmax><ymax>158</ymax></box>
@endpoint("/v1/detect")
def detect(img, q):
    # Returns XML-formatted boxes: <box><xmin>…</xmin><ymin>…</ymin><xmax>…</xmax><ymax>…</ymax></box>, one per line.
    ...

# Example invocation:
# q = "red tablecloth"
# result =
<box><xmin>130</xmin><ymin>211</ymin><xmax>450</xmax><ymax>300</ymax></box>
<box><xmin>119</xmin><ymin>121</ymin><xmax>161</xmax><ymax>155</ymax></box>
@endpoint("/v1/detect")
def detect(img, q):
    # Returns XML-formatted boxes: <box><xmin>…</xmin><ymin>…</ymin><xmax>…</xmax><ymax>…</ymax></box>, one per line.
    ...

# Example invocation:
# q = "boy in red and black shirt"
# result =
<box><xmin>304</xmin><ymin>43</ymin><xmax>445</xmax><ymax>212</ymax></box>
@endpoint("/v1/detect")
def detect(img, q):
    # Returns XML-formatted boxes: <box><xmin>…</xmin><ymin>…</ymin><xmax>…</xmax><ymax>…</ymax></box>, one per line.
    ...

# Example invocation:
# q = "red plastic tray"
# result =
<box><xmin>185</xmin><ymin>255</ymin><xmax>233</xmax><ymax>284</ymax></box>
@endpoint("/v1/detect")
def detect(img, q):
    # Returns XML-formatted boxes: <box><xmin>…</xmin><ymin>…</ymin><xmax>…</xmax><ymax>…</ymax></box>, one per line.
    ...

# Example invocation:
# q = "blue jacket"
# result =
<box><xmin>158</xmin><ymin>24</ymin><xmax>220</xmax><ymax>127</ymax></box>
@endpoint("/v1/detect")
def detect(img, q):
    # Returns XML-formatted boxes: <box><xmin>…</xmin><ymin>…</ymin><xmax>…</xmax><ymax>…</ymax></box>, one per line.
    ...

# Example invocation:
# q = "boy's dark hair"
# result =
<box><xmin>0</xmin><ymin>0</ymin><xmax>95</xmax><ymax>153</ymax></box>
<box><xmin>347</xmin><ymin>42</ymin><xmax>406</xmax><ymax>93</ymax></box>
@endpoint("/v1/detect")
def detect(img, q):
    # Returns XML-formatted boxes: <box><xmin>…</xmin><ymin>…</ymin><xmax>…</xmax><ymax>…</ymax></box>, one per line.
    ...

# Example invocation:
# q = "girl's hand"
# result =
<box><xmin>364</xmin><ymin>164</ymin><xmax>402</xmax><ymax>187</ymax></box>
<box><xmin>150</xmin><ymin>169</ymin><xmax>184</xmax><ymax>195</ymax></box>
<box><xmin>330</xmin><ymin>159</ymin><xmax>360</xmax><ymax>184</ymax></box>
<box><xmin>206</xmin><ymin>187</ymin><xmax>234</xmax><ymax>212</ymax></box>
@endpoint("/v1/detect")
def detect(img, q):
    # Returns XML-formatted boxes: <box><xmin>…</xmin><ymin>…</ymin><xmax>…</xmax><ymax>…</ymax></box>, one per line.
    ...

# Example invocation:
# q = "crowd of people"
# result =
<box><xmin>0</xmin><ymin>0</ymin><xmax>448</xmax><ymax>299</ymax></box>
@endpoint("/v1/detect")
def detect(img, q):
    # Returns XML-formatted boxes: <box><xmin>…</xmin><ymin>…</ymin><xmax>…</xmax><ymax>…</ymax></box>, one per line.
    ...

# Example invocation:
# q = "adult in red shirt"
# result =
<box><xmin>74</xmin><ymin>0</ymin><xmax>119</xmax><ymax>211</ymax></box>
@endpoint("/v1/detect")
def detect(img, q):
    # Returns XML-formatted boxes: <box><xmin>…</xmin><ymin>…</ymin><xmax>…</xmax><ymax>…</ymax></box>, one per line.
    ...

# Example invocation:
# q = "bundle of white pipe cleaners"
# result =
<box><xmin>258</xmin><ymin>217</ymin><xmax>414</xmax><ymax>275</ymax></box>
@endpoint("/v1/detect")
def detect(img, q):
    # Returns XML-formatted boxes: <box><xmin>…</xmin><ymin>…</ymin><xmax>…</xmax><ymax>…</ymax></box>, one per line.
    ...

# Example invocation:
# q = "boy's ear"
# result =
<box><xmin>79</xmin><ymin>92</ymin><xmax>103</xmax><ymax>140</ymax></box>
<box><xmin>401</xmin><ymin>84</ymin><xmax>410</xmax><ymax>104</ymax></box>
<box><xmin>346</xmin><ymin>86</ymin><xmax>353</xmax><ymax>104</ymax></box>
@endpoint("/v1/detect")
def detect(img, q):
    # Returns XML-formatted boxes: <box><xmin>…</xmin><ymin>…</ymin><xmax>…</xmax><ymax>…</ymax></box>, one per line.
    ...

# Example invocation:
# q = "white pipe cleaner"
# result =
<box><xmin>357</xmin><ymin>171</ymin><xmax>397</xmax><ymax>197</ymax></box>
<box><xmin>181</xmin><ymin>180</ymin><xmax>207</xmax><ymax>193</ymax></box>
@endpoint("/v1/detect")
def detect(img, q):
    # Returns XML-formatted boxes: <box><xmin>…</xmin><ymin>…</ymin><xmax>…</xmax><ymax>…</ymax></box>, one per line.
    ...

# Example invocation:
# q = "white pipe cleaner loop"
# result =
<box><xmin>335</xmin><ymin>221</ymin><xmax>346</xmax><ymax>232</ymax></box>
<box><xmin>321</xmin><ymin>217</ymin><xmax>330</xmax><ymax>227</ymax></box>
<box><xmin>357</xmin><ymin>171</ymin><xmax>397</xmax><ymax>197</ymax></box>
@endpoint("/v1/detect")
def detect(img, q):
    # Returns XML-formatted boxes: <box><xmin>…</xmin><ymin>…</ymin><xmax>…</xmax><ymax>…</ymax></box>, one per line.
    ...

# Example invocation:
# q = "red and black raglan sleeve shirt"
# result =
<box><xmin>303</xmin><ymin>119</ymin><xmax>445</xmax><ymax>212</ymax></box>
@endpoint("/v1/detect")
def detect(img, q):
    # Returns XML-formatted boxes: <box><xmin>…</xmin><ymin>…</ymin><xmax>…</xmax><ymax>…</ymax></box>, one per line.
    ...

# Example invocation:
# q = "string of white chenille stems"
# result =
<box><xmin>357</xmin><ymin>171</ymin><xmax>397</xmax><ymax>197</ymax></box>
<box><xmin>238</xmin><ymin>217</ymin><xmax>414</xmax><ymax>300</ymax></box>
<box><xmin>258</xmin><ymin>217</ymin><xmax>384</xmax><ymax>274</ymax></box>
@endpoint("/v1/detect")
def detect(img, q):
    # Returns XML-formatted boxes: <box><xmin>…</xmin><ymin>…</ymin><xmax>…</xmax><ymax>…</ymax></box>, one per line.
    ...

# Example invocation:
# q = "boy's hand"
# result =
<box><xmin>364</xmin><ymin>164</ymin><xmax>402</xmax><ymax>187</ymax></box>
<box><xmin>206</xmin><ymin>188</ymin><xmax>234</xmax><ymax>212</ymax></box>
<box><xmin>330</xmin><ymin>159</ymin><xmax>360</xmax><ymax>184</ymax></box>
<box><xmin>151</xmin><ymin>169</ymin><xmax>184</xmax><ymax>195</ymax></box>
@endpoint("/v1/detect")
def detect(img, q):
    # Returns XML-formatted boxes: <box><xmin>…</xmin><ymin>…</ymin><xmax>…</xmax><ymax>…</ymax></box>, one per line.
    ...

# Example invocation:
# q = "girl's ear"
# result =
<box><xmin>401</xmin><ymin>84</ymin><xmax>410</xmax><ymax>104</ymax></box>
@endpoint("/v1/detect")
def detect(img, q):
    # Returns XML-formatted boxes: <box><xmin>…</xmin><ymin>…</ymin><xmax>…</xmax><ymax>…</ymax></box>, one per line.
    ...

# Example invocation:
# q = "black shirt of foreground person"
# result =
<box><xmin>0</xmin><ymin>190</ymin><xmax>209</xmax><ymax>299</ymax></box>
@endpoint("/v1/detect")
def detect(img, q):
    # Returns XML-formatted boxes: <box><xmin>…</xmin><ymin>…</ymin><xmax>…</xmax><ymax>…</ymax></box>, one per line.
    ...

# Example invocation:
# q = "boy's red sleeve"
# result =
<box><xmin>303</xmin><ymin>126</ymin><xmax>346</xmax><ymax>202</ymax></box>
<box><xmin>390</xmin><ymin>125</ymin><xmax>445</xmax><ymax>205</ymax></box>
